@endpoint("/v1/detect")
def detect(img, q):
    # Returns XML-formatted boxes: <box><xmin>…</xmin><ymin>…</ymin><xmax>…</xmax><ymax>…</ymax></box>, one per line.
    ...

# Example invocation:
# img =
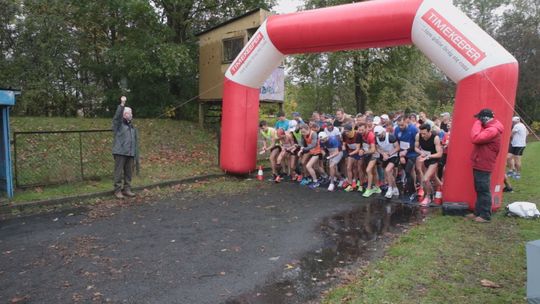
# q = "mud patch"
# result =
<box><xmin>226</xmin><ymin>200</ymin><xmax>426</xmax><ymax>303</ymax></box>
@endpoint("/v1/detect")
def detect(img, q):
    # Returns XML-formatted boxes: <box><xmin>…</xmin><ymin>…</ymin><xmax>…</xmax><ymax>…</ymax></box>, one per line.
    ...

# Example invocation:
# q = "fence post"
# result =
<box><xmin>79</xmin><ymin>132</ymin><xmax>84</xmax><ymax>180</ymax></box>
<box><xmin>13</xmin><ymin>132</ymin><xmax>18</xmax><ymax>188</ymax></box>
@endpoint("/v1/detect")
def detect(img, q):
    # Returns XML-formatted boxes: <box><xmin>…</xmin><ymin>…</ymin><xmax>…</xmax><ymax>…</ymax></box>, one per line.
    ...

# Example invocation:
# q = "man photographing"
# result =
<box><xmin>468</xmin><ymin>108</ymin><xmax>504</xmax><ymax>223</ymax></box>
<box><xmin>112</xmin><ymin>96</ymin><xmax>139</xmax><ymax>199</ymax></box>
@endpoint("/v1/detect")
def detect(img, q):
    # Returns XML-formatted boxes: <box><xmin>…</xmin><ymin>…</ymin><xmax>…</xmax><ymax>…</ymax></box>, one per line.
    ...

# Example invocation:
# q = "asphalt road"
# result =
<box><xmin>0</xmin><ymin>181</ymin><xmax>423</xmax><ymax>304</ymax></box>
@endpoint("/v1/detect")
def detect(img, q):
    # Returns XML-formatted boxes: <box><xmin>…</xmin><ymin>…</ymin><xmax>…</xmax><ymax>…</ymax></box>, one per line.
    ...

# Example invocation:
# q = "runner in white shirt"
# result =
<box><xmin>507</xmin><ymin>116</ymin><xmax>528</xmax><ymax>179</ymax></box>
<box><xmin>375</xmin><ymin>126</ymin><xmax>400</xmax><ymax>198</ymax></box>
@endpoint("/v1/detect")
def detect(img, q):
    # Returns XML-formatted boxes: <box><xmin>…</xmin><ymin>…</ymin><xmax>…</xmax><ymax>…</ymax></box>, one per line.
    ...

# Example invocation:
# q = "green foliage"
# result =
<box><xmin>288</xmin><ymin>0</ymin><xmax>454</xmax><ymax>117</ymax></box>
<box><xmin>0</xmin><ymin>0</ymin><xmax>275</xmax><ymax>119</ymax></box>
<box><xmin>531</xmin><ymin>121</ymin><xmax>540</xmax><ymax>135</ymax></box>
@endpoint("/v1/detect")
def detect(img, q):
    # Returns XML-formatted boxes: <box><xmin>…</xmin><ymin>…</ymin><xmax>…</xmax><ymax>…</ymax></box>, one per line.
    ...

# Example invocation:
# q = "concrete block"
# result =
<box><xmin>527</xmin><ymin>239</ymin><xmax>540</xmax><ymax>304</ymax></box>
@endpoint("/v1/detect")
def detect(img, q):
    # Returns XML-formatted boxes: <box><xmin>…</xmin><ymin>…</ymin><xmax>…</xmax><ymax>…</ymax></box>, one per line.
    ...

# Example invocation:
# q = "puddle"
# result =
<box><xmin>226</xmin><ymin>199</ymin><xmax>426</xmax><ymax>304</ymax></box>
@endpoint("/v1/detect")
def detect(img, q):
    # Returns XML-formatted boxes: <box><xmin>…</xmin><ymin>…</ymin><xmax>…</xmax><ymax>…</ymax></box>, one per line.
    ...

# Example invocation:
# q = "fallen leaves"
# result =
<box><xmin>10</xmin><ymin>295</ymin><xmax>30</xmax><ymax>303</ymax></box>
<box><xmin>480</xmin><ymin>279</ymin><xmax>502</xmax><ymax>288</ymax></box>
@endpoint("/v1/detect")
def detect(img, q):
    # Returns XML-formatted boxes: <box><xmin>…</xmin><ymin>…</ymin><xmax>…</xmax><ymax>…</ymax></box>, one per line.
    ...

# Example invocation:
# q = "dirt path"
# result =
<box><xmin>0</xmin><ymin>181</ymin><xmax>424</xmax><ymax>304</ymax></box>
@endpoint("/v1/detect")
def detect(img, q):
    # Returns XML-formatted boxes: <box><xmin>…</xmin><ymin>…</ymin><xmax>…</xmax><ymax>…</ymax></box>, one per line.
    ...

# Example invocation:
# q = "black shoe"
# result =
<box><xmin>503</xmin><ymin>186</ymin><xmax>513</xmax><ymax>193</ymax></box>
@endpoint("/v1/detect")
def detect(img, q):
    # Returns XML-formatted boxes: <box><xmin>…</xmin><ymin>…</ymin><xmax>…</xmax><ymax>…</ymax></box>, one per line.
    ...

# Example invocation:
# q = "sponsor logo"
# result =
<box><xmin>422</xmin><ymin>8</ymin><xmax>486</xmax><ymax>66</ymax></box>
<box><xmin>230</xmin><ymin>32</ymin><xmax>264</xmax><ymax>75</ymax></box>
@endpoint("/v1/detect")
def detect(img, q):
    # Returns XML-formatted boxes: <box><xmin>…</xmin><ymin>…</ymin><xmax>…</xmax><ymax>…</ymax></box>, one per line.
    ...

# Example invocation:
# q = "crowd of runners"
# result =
<box><xmin>259</xmin><ymin>109</ymin><xmax>527</xmax><ymax>206</ymax></box>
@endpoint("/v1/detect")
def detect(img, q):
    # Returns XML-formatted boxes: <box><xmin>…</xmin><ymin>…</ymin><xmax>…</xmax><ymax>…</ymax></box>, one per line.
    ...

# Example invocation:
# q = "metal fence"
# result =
<box><xmin>13</xmin><ymin>130</ymin><xmax>113</xmax><ymax>188</ymax></box>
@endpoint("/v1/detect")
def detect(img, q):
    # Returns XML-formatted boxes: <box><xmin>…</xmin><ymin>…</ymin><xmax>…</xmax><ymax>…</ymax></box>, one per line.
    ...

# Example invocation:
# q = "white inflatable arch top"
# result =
<box><xmin>220</xmin><ymin>0</ymin><xmax>519</xmax><ymax>209</ymax></box>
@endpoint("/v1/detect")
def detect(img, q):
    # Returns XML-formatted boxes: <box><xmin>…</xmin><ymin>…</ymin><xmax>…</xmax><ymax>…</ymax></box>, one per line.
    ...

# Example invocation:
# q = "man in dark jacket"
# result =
<box><xmin>112</xmin><ymin>96</ymin><xmax>139</xmax><ymax>199</ymax></box>
<box><xmin>468</xmin><ymin>108</ymin><xmax>504</xmax><ymax>222</ymax></box>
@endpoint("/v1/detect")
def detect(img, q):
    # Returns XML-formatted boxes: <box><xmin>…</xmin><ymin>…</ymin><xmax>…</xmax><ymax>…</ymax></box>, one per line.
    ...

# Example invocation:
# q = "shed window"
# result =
<box><xmin>222</xmin><ymin>37</ymin><xmax>244</xmax><ymax>63</ymax></box>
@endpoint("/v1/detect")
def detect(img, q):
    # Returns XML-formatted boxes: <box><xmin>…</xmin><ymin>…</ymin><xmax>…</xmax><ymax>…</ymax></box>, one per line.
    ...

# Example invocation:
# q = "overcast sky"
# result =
<box><xmin>274</xmin><ymin>0</ymin><xmax>305</xmax><ymax>14</ymax></box>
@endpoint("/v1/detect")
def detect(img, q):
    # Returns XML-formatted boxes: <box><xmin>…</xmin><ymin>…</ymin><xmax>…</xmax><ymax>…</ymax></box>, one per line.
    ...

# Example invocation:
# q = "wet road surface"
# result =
<box><xmin>0</xmin><ymin>181</ymin><xmax>425</xmax><ymax>303</ymax></box>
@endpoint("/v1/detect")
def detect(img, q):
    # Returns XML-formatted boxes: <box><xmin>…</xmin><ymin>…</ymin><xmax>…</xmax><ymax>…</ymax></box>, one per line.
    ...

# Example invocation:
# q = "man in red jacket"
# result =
<box><xmin>468</xmin><ymin>108</ymin><xmax>504</xmax><ymax>223</ymax></box>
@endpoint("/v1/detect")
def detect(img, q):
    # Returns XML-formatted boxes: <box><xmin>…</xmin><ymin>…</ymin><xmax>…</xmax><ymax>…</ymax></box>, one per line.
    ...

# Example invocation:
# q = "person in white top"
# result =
<box><xmin>507</xmin><ymin>116</ymin><xmax>528</xmax><ymax>179</ymax></box>
<box><xmin>374</xmin><ymin>125</ymin><xmax>400</xmax><ymax>198</ymax></box>
<box><xmin>324</xmin><ymin>118</ymin><xmax>342</xmax><ymax>138</ymax></box>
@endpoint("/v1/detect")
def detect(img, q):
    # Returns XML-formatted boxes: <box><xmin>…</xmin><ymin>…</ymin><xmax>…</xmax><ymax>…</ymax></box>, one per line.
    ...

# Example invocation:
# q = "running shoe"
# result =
<box><xmin>506</xmin><ymin>171</ymin><xmax>515</xmax><ymax>177</ymax></box>
<box><xmin>309</xmin><ymin>181</ymin><xmax>321</xmax><ymax>189</ymax></box>
<box><xmin>327</xmin><ymin>183</ymin><xmax>335</xmax><ymax>192</ymax></box>
<box><xmin>351</xmin><ymin>180</ymin><xmax>357</xmax><ymax>189</ymax></box>
<box><xmin>357</xmin><ymin>185</ymin><xmax>364</xmax><ymax>193</ymax></box>
<box><xmin>296</xmin><ymin>175</ymin><xmax>303</xmax><ymax>182</ymax></box>
<box><xmin>393</xmin><ymin>187</ymin><xmax>400</xmax><ymax>197</ymax></box>
<box><xmin>342</xmin><ymin>181</ymin><xmax>350</xmax><ymax>189</ymax></box>
<box><xmin>362</xmin><ymin>188</ymin><xmax>375</xmax><ymax>197</ymax></box>
<box><xmin>385</xmin><ymin>187</ymin><xmax>393</xmax><ymax>199</ymax></box>
<box><xmin>274</xmin><ymin>175</ymin><xmax>282</xmax><ymax>183</ymax></box>
<box><xmin>300</xmin><ymin>178</ymin><xmax>311</xmax><ymax>186</ymax></box>
<box><xmin>344</xmin><ymin>185</ymin><xmax>355</xmax><ymax>192</ymax></box>
<box><xmin>337</xmin><ymin>179</ymin><xmax>344</xmax><ymax>188</ymax></box>
<box><xmin>372</xmin><ymin>186</ymin><xmax>382</xmax><ymax>194</ymax></box>
<box><xmin>514</xmin><ymin>174</ymin><xmax>521</xmax><ymax>180</ymax></box>
<box><xmin>420</xmin><ymin>197</ymin><xmax>431</xmax><ymax>206</ymax></box>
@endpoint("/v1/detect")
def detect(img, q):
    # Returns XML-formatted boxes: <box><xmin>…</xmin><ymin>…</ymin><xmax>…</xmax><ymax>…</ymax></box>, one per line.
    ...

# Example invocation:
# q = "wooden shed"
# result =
<box><xmin>196</xmin><ymin>8</ymin><xmax>284</xmax><ymax>127</ymax></box>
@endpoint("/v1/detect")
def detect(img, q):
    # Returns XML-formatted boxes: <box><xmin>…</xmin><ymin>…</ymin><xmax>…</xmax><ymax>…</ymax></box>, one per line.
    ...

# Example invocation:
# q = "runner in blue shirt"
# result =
<box><xmin>320</xmin><ymin>133</ymin><xmax>343</xmax><ymax>191</ymax></box>
<box><xmin>274</xmin><ymin>112</ymin><xmax>289</xmax><ymax>131</ymax></box>
<box><xmin>394</xmin><ymin>116</ymin><xmax>419</xmax><ymax>197</ymax></box>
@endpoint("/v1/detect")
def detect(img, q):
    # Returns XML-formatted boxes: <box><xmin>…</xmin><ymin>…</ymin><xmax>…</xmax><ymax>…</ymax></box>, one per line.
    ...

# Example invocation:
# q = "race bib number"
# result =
<box><xmin>400</xmin><ymin>142</ymin><xmax>410</xmax><ymax>150</ymax></box>
<box><xmin>347</xmin><ymin>143</ymin><xmax>357</xmax><ymax>150</ymax></box>
<box><xmin>362</xmin><ymin>143</ymin><xmax>370</xmax><ymax>151</ymax></box>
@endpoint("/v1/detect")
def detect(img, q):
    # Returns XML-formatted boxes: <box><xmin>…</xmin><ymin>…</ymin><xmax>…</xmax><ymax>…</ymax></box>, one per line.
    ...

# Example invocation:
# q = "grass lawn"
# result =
<box><xmin>323</xmin><ymin>141</ymin><xmax>540</xmax><ymax>304</ymax></box>
<box><xmin>10</xmin><ymin>117</ymin><xmax>221</xmax><ymax>203</ymax></box>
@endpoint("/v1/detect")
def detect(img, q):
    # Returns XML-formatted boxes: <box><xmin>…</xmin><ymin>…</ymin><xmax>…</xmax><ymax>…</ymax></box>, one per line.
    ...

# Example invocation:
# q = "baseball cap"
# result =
<box><xmin>318</xmin><ymin>132</ymin><xmax>328</xmax><ymax>140</ymax></box>
<box><xmin>440</xmin><ymin>112</ymin><xmax>450</xmax><ymax>117</ymax></box>
<box><xmin>373</xmin><ymin>116</ymin><xmax>381</xmax><ymax>125</ymax></box>
<box><xmin>474</xmin><ymin>108</ymin><xmax>494</xmax><ymax>118</ymax></box>
<box><xmin>292</xmin><ymin>112</ymin><xmax>301</xmax><ymax>117</ymax></box>
<box><xmin>512</xmin><ymin>116</ymin><xmax>520</xmax><ymax>122</ymax></box>
<box><xmin>343</xmin><ymin>124</ymin><xmax>353</xmax><ymax>131</ymax></box>
<box><xmin>374</xmin><ymin>125</ymin><xmax>385</xmax><ymax>135</ymax></box>
<box><xmin>381</xmin><ymin>114</ymin><xmax>389</xmax><ymax>121</ymax></box>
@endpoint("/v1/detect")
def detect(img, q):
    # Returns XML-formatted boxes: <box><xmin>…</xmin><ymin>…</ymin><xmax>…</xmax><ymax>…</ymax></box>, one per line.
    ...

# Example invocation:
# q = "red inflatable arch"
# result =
<box><xmin>220</xmin><ymin>0</ymin><xmax>518</xmax><ymax>210</ymax></box>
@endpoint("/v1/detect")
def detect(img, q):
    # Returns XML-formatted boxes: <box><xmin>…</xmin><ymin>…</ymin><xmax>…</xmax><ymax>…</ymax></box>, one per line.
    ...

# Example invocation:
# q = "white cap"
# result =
<box><xmin>318</xmin><ymin>131</ymin><xmax>328</xmax><ymax>140</ymax></box>
<box><xmin>512</xmin><ymin>116</ymin><xmax>520</xmax><ymax>122</ymax></box>
<box><xmin>373</xmin><ymin>116</ymin><xmax>381</xmax><ymax>125</ymax></box>
<box><xmin>373</xmin><ymin>125</ymin><xmax>385</xmax><ymax>135</ymax></box>
<box><xmin>381</xmin><ymin>114</ymin><xmax>389</xmax><ymax>121</ymax></box>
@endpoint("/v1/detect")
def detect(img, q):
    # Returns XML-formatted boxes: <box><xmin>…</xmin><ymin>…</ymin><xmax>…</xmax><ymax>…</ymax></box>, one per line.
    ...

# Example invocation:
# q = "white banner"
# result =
<box><xmin>259</xmin><ymin>67</ymin><xmax>285</xmax><ymax>101</ymax></box>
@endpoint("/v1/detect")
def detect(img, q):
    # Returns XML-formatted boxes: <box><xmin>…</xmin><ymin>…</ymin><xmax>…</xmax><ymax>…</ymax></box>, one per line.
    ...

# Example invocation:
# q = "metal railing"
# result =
<box><xmin>13</xmin><ymin>129</ymin><xmax>113</xmax><ymax>188</ymax></box>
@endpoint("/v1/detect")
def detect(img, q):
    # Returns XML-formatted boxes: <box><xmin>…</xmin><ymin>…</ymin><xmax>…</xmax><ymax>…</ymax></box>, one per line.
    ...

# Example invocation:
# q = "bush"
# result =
<box><xmin>531</xmin><ymin>121</ymin><xmax>540</xmax><ymax>135</ymax></box>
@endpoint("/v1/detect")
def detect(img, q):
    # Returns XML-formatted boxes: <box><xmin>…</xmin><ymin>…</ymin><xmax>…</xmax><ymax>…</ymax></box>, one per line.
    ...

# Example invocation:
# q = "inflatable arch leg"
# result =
<box><xmin>220</xmin><ymin>0</ymin><xmax>518</xmax><ymax>210</ymax></box>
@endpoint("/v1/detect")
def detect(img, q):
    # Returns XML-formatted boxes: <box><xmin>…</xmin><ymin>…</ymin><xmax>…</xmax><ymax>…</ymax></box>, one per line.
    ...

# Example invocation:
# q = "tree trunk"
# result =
<box><xmin>353</xmin><ymin>53</ymin><xmax>367</xmax><ymax>114</ymax></box>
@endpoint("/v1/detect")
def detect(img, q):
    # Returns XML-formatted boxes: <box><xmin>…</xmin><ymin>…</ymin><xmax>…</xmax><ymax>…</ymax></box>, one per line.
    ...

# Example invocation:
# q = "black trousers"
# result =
<box><xmin>114</xmin><ymin>154</ymin><xmax>134</xmax><ymax>193</ymax></box>
<box><xmin>404</xmin><ymin>156</ymin><xmax>417</xmax><ymax>195</ymax></box>
<box><xmin>473</xmin><ymin>169</ymin><xmax>492</xmax><ymax>220</ymax></box>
